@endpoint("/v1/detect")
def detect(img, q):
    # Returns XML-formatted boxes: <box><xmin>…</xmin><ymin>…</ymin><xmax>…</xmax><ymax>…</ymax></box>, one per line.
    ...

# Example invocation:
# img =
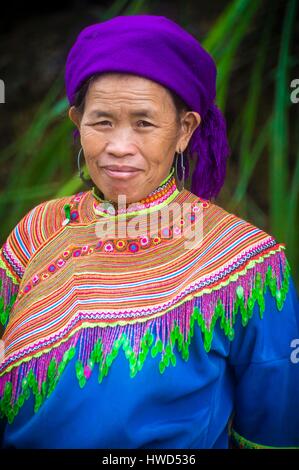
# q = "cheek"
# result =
<box><xmin>152</xmin><ymin>122</ymin><xmax>178</xmax><ymax>145</ymax></box>
<box><xmin>149</xmin><ymin>129</ymin><xmax>177</xmax><ymax>160</ymax></box>
<box><xmin>80</xmin><ymin>128</ymin><xmax>106</xmax><ymax>157</ymax></box>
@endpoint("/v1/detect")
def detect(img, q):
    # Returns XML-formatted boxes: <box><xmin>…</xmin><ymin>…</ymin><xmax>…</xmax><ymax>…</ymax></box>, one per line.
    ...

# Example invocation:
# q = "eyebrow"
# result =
<box><xmin>88</xmin><ymin>109</ymin><xmax>156</xmax><ymax>119</ymax></box>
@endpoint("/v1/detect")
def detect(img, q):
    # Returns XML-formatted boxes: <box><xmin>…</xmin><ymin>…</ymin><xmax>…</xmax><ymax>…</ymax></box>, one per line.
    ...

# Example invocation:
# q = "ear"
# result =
<box><xmin>68</xmin><ymin>106</ymin><xmax>81</xmax><ymax>130</ymax></box>
<box><xmin>176</xmin><ymin>111</ymin><xmax>201</xmax><ymax>153</ymax></box>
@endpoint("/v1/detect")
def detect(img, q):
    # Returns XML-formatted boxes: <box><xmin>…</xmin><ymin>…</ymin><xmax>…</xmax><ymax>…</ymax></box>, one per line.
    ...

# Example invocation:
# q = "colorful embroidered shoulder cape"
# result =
<box><xmin>0</xmin><ymin>169</ymin><xmax>298</xmax><ymax>449</ymax></box>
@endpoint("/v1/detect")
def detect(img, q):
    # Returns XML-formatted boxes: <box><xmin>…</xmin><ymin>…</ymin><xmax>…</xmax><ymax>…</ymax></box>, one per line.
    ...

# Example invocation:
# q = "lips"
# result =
<box><xmin>102</xmin><ymin>165</ymin><xmax>142</xmax><ymax>172</ymax></box>
<box><xmin>101</xmin><ymin>165</ymin><xmax>143</xmax><ymax>180</ymax></box>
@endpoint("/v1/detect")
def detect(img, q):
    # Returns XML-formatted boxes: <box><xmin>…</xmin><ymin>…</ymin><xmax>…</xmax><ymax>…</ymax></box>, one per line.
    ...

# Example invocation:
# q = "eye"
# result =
<box><xmin>95</xmin><ymin>121</ymin><xmax>111</xmax><ymax>126</ymax></box>
<box><xmin>138</xmin><ymin>120</ymin><xmax>153</xmax><ymax>127</ymax></box>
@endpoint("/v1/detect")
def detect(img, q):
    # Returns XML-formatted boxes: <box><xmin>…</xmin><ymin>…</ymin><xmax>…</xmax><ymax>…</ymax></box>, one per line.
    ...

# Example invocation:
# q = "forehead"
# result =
<box><xmin>85</xmin><ymin>73</ymin><xmax>173</xmax><ymax>110</ymax></box>
<box><xmin>89</xmin><ymin>73</ymin><xmax>168</xmax><ymax>94</ymax></box>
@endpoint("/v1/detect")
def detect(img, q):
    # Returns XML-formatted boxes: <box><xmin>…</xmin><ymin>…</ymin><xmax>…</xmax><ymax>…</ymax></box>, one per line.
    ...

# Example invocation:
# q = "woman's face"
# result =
<box><xmin>69</xmin><ymin>73</ymin><xmax>200</xmax><ymax>203</ymax></box>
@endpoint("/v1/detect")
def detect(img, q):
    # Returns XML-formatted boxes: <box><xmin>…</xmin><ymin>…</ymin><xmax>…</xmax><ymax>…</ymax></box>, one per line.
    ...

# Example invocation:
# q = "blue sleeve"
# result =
<box><xmin>228</xmin><ymin>273</ymin><xmax>299</xmax><ymax>448</ymax></box>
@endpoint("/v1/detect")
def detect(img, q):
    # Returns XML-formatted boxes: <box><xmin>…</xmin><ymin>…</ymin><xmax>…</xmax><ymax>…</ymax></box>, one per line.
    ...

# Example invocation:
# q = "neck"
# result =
<box><xmin>92</xmin><ymin>166</ymin><xmax>180</xmax><ymax>218</ymax></box>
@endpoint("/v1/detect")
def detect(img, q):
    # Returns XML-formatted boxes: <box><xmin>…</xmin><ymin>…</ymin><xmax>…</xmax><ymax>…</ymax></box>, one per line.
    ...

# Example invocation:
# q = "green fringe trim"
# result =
<box><xmin>0</xmin><ymin>260</ymin><xmax>292</xmax><ymax>424</ymax></box>
<box><xmin>0</xmin><ymin>262</ymin><xmax>19</xmax><ymax>327</ymax></box>
<box><xmin>0</xmin><ymin>347</ymin><xmax>76</xmax><ymax>424</ymax></box>
<box><xmin>0</xmin><ymin>288</ymin><xmax>18</xmax><ymax>327</ymax></box>
<box><xmin>229</xmin><ymin>427</ymin><xmax>299</xmax><ymax>449</ymax></box>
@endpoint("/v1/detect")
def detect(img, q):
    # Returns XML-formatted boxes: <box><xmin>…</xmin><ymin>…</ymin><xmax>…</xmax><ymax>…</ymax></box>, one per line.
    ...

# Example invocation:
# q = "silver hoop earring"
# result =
<box><xmin>175</xmin><ymin>150</ymin><xmax>185</xmax><ymax>191</ymax></box>
<box><xmin>77</xmin><ymin>147</ymin><xmax>93</xmax><ymax>188</ymax></box>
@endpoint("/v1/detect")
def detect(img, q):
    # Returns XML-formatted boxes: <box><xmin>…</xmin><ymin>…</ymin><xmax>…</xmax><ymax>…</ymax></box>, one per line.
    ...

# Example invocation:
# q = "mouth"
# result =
<box><xmin>101</xmin><ymin>167</ymin><xmax>143</xmax><ymax>180</ymax></box>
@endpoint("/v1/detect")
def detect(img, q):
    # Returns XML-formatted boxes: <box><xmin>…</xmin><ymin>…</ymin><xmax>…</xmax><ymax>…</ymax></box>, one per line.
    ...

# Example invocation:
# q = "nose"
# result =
<box><xmin>105</xmin><ymin>126</ymin><xmax>136</xmax><ymax>158</ymax></box>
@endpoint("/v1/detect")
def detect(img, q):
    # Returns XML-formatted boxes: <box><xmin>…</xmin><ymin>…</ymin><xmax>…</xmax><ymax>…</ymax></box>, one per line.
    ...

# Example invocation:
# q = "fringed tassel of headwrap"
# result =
<box><xmin>186</xmin><ymin>102</ymin><xmax>231</xmax><ymax>201</ymax></box>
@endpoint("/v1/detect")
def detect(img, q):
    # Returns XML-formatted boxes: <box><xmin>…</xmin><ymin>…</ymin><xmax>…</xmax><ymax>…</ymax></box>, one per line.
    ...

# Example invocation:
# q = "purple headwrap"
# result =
<box><xmin>65</xmin><ymin>14</ymin><xmax>231</xmax><ymax>200</ymax></box>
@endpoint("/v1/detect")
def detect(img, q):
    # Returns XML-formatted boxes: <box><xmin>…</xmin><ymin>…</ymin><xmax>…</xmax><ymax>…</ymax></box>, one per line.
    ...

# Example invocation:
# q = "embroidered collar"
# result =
<box><xmin>91</xmin><ymin>166</ymin><xmax>180</xmax><ymax>218</ymax></box>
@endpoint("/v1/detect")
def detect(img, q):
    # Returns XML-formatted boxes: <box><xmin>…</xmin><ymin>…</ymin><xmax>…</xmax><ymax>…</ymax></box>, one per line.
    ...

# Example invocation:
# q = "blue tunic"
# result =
<box><xmin>1</xmin><ymin>274</ymin><xmax>298</xmax><ymax>449</ymax></box>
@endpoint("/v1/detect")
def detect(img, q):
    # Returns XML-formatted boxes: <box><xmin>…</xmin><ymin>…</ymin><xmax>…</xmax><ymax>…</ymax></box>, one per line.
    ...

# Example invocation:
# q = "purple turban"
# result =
<box><xmin>65</xmin><ymin>14</ymin><xmax>231</xmax><ymax>200</ymax></box>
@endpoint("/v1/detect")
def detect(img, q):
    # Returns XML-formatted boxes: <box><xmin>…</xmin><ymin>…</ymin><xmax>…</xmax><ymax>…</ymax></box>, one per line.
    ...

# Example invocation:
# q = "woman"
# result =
<box><xmin>0</xmin><ymin>14</ymin><xmax>298</xmax><ymax>449</ymax></box>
